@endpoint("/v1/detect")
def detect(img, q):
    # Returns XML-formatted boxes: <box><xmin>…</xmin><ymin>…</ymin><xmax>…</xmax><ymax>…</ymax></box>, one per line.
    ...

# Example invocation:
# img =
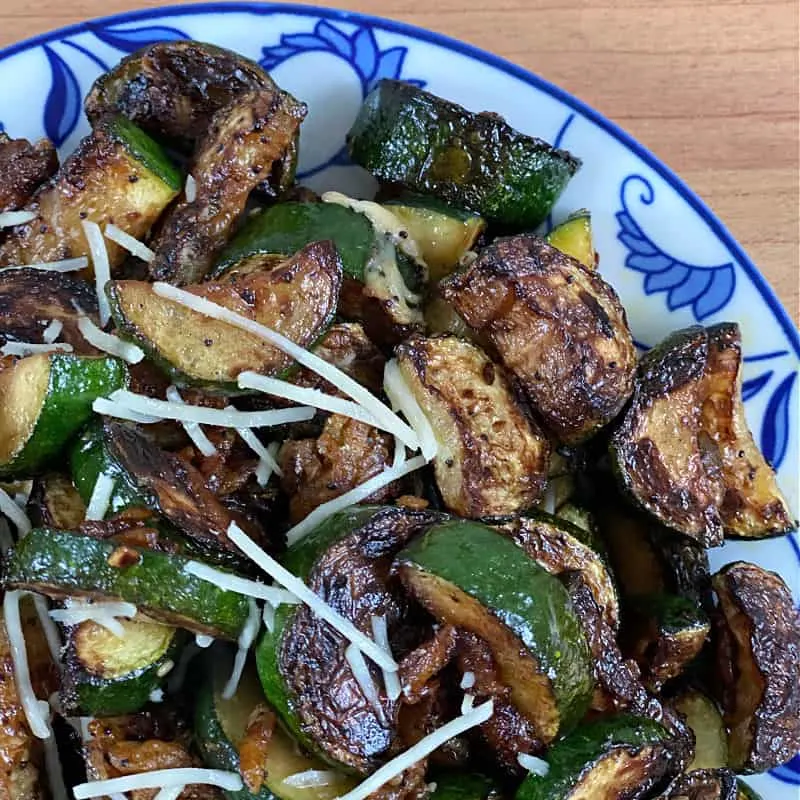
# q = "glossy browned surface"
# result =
<box><xmin>668</xmin><ymin>768</ymin><xmax>737</xmax><ymax>800</ymax></box>
<box><xmin>238</xmin><ymin>706</ymin><xmax>276</xmax><ymax>795</ymax></box>
<box><xmin>27</xmin><ymin>472</ymin><xmax>86</xmax><ymax>529</ymax></box>
<box><xmin>0</xmin><ymin>135</ymin><xmax>57</xmax><ymax>213</ymax></box>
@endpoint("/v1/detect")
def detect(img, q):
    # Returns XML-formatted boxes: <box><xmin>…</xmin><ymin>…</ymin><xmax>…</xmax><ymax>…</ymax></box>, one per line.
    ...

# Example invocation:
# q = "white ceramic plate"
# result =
<box><xmin>0</xmin><ymin>3</ymin><xmax>797</xmax><ymax>794</ymax></box>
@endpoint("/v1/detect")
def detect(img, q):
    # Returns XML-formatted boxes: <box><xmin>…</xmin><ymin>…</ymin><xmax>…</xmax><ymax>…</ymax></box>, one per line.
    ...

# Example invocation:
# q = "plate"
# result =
<box><xmin>0</xmin><ymin>3</ymin><xmax>797</xmax><ymax>792</ymax></box>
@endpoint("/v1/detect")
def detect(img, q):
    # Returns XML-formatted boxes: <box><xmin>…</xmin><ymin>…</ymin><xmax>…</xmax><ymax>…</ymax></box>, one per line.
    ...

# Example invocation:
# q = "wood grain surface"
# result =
<box><xmin>1</xmin><ymin>0</ymin><xmax>797</xmax><ymax>322</ymax></box>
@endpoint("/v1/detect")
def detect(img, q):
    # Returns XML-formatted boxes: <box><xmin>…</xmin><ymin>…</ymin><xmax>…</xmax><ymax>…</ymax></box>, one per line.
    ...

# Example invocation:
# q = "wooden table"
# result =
<box><xmin>1</xmin><ymin>0</ymin><xmax>797</xmax><ymax>322</ymax></box>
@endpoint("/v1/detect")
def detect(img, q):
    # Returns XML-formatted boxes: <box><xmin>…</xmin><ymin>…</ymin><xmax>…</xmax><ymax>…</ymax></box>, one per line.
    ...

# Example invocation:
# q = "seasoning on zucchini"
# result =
<box><xmin>0</xmin><ymin>116</ymin><xmax>180</xmax><ymax>269</ymax></box>
<box><xmin>397</xmin><ymin>519</ymin><xmax>593</xmax><ymax>743</ymax></box>
<box><xmin>546</xmin><ymin>210</ymin><xmax>595</xmax><ymax>269</ymax></box>
<box><xmin>4</xmin><ymin>527</ymin><xmax>252</xmax><ymax>639</ymax></box>
<box><xmin>672</xmin><ymin>689</ymin><xmax>729</xmax><ymax>771</ymax></box>
<box><xmin>109</xmin><ymin>240</ymin><xmax>342</xmax><ymax>390</ymax></box>
<box><xmin>0</xmin><ymin>132</ymin><xmax>58</xmax><ymax>212</ymax></box>
<box><xmin>515</xmin><ymin>714</ymin><xmax>679</xmax><ymax>800</ymax></box>
<box><xmin>61</xmin><ymin>617</ymin><xmax>185</xmax><ymax>716</ymax></box>
<box><xmin>711</xmin><ymin>561</ymin><xmax>800</xmax><ymax>772</ymax></box>
<box><xmin>0</xmin><ymin>352</ymin><xmax>127</xmax><ymax>477</ymax></box>
<box><xmin>27</xmin><ymin>473</ymin><xmax>86</xmax><ymax>530</ymax></box>
<box><xmin>395</xmin><ymin>334</ymin><xmax>550</xmax><ymax>518</ymax></box>
<box><xmin>347</xmin><ymin>80</ymin><xmax>580</xmax><ymax>229</ymax></box>
<box><xmin>441</xmin><ymin>233</ymin><xmax>636</xmax><ymax>444</ymax></box>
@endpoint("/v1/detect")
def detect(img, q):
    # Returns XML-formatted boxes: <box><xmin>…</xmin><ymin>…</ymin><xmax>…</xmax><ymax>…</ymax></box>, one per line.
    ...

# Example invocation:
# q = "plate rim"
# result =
<box><xmin>0</xmin><ymin>0</ymin><xmax>797</xmax><ymax>355</ymax></box>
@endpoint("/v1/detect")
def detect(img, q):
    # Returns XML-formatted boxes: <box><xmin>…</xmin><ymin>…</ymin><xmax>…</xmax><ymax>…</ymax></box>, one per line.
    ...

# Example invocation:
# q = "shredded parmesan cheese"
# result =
<box><xmin>234</xmin><ymin>426</ymin><xmax>281</xmax><ymax>485</ymax></box>
<box><xmin>165</xmin><ymin>386</ymin><xmax>217</xmax><ymax>457</ymax></box>
<box><xmin>43</xmin><ymin>726</ymin><xmax>69</xmax><ymax>800</ymax></box>
<box><xmin>337</xmin><ymin>700</ymin><xmax>495</xmax><ymax>800</ymax></box>
<box><xmin>0</xmin><ymin>340</ymin><xmax>73</xmax><ymax>357</ymax></box>
<box><xmin>151</xmin><ymin>282</ymin><xmax>420</xmax><ymax>449</ymax></box>
<box><xmin>0</xmin><ymin>486</ymin><xmax>31</xmax><ymax>536</ymax></box>
<box><xmin>104</xmin><ymin>224</ymin><xmax>155</xmax><ymax>263</ymax></box>
<box><xmin>184</xmin><ymin>561</ymin><xmax>300</xmax><ymax>606</ymax></box>
<box><xmin>460</xmin><ymin>694</ymin><xmax>475</xmax><ymax>714</ymax></box>
<box><xmin>72</xmin><ymin>768</ymin><xmax>243</xmax><ymax>799</ymax></box>
<box><xmin>84</xmin><ymin>472</ymin><xmax>115</xmax><ymax>521</ymax></box>
<box><xmin>371</xmin><ymin>615</ymin><xmax>401</xmax><ymax>701</ymax></box>
<box><xmin>285</xmin><ymin>455</ymin><xmax>426</xmax><ymax>547</ymax></box>
<box><xmin>49</xmin><ymin>600</ymin><xmax>137</xmax><ymax>637</ymax></box>
<box><xmin>149</xmin><ymin>688</ymin><xmax>165</xmax><ymax>703</ymax></box>
<box><xmin>460</xmin><ymin>671</ymin><xmax>475</xmax><ymax>690</ymax></box>
<box><xmin>31</xmin><ymin>594</ymin><xmax>62</xmax><ymax>664</ymax></box>
<box><xmin>346</xmin><ymin>643</ymin><xmax>388</xmax><ymax>725</ymax></box>
<box><xmin>256</xmin><ymin>441</ymin><xmax>281</xmax><ymax>487</ymax></box>
<box><xmin>222</xmin><ymin>598</ymin><xmax>260</xmax><ymax>699</ymax></box>
<box><xmin>154</xmin><ymin>787</ymin><xmax>184</xmax><ymax>800</ymax></box>
<box><xmin>76</xmin><ymin>314</ymin><xmax>145</xmax><ymax>363</ymax></box>
<box><xmin>0</xmin><ymin>210</ymin><xmax>37</xmax><ymax>228</ymax></box>
<box><xmin>185</xmin><ymin>174</ymin><xmax>197</xmax><ymax>203</ymax></box>
<box><xmin>282</xmin><ymin>770</ymin><xmax>339</xmax><ymax>788</ymax></box>
<box><xmin>517</xmin><ymin>753</ymin><xmax>550</xmax><ymax>776</ymax></box>
<box><xmin>383</xmin><ymin>359</ymin><xmax>437</xmax><ymax>462</ymax></box>
<box><xmin>41</xmin><ymin>319</ymin><xmax>63</xmax><ymax>344</ymax></box>
<box><xmin>82</xmin><ymin>220</ymin><xmax>111</xmax><ymax>326</ymax></box>
<box><xmin>156</xmin><ymin>659</ymin><xmax>175</xmax><ymax>678</ymax></box>
<box><xmin>262</xmin><ymin>603</ymin><xmax>276</xmax><ymax>633</ymax></box>
<box><xmin>227</xmin><ymin>522</ymin><xmax>398</xmax><ymax>672</ymax></box>
<box><xmin>0</xmin><ymin>256</ymin><xmax>89</xmax><ymax>273</ymax></box>
<box><xmin>195</xmin><ymin>633</ymin><xmax>214</xmax><ymax>648</ymax></box>
<box><xmin>92</xmin><ymin>397</ymin><xmax>162</xmax><ymax>424</ymax></box>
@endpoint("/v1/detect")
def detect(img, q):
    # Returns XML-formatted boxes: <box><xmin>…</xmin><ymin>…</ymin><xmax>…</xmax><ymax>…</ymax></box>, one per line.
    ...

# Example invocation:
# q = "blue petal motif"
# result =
<box><xmin>87</xmin><ymin>22</ymin><xmax>187</xmax><ymax>53</ymax></box>
<box><xmin>760</xmin><ymin>371</ymin><xmax>795</xmax><ymax>470</ymax></box>
<box><xmin>742</xmin><ymin>370</ymin><xmax>773</xmax><ymax>402</ymax></box>
<box><xmin>616</xmin><ymin>175</ymin><xmax>736</xmax><ymax>321</ymax></box>
<box><xmin>43</xmin><ymin>46</ymin><xmax>81</xmax><ymax>148</ymax></box>
<box><xmin>770</xmin><ymin>753</ymin><xmax>800</xmax><ymax>785</ymax></box>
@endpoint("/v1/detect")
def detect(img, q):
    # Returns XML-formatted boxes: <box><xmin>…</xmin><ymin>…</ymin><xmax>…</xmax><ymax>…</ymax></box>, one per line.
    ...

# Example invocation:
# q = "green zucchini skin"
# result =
<box><xmin>428</xmin><ymin>773</ymin><xmax>498</xmax><ymax>800</ymax></box>
<box><xmin>347</xmin><ymin>80</ymin><xmax>580</xmax><ymax>229</ymax></box>
<box><xmin>4</xmin><ymin>528</ymin><xmax>250</xmax><ymax>639</ymax></box>
<box><xmin>546</xmin><ymin>210</ymin><xmax>594</xmax><ymax>269</ymax></box>
<box><xmin>0</xmin><ymin>353</ymin><xmax>128</xmax><ymax>478</ymax></box>
<box><xmin>106</xmin><ymin>114</ymin><xmax>182</xmax><ymax>191</ymax></box>
<box><xmin>515</xmin><ymin>714</ymin><xmax>675</xmax><ymax>800</ymax></box>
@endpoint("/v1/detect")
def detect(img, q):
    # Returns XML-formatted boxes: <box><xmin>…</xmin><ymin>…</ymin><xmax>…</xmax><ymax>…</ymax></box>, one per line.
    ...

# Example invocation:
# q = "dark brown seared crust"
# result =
<box><xmin>610</xmin><ymin>326</ymin><xmax>725</xmax><ymax>546</ymax></box>
<box><xmin>149</xmin><ymin>87</ymin><xmax>306</xmax><ymax>284</ymax></box>
<box><xmin>668</xmin><ymin>769</ymin><xmax>738</xmax><ymax>800</ymax></box>
<box><xmin>280</xmin><ymin>507</ymin><xmax>445</xmax><ymax>773</ymax></box>
<box><xmin>440</xmin><ymin>234</ymin><xmax>636</xmax><ymax>444</ymax></box>
<box><xmin>0</xmin><ymin>134</ymin><xmax>58</xmax><ymax>212</ymax></box>
<box><xmin>712</xmin><ymin>561</ymin><xmax>800</xmax><ymax>772</ymax></box>
<box><xmin>398</xmin><ymin>624</ymin><xmax>458</xmax><ymax>704</ymax></box>
<box><xmin>27</xmin><ymin>473</ymin><xmax>86</xmax><ymax>530</ymax></box>
<box><xmin>0</xmin><ymin>268</ymin><xmax>100</xmax><ymax>353</ymax></box>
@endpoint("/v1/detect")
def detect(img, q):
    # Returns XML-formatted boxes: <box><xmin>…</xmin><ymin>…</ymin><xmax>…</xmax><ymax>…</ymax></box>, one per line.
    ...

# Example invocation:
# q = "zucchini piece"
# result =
<box><xmin>515</xmin><ymin>714</ymin><xmax>679</xmax><ymax>800</ymax></box>
<box><xmin>546</xmin><ymin>210</ymin><xmax>594</xmax><ymax>269</ymax></box>
<box><xmin>195</xmin><ymin>652</ymin><xmax>355</xmax><ymax>800</ymax></box>
<box><xmin>347</xmin><ymin>80</ymin><xmax>580</xmax><ymax>229</ymax></box>
<box><xmin>0</xmin><ymin>353</ymin><xmax>127</xmax><ymax>477</ymax></box>
<box><xmin>0</xmin><ymin>133</ymin><xmax>58</xmax><ymax>212</ymax></box>
<box><xmin>672</xmin><ymin>689</ymin><xmax>728</xmax><ymax>771</ymax></box>
<box><xmin>702</xmin><ymin>323</ymin><xmax>794</xmax><ymax>537</ymax></box>
<box><xmin>397</xmin><ymin>520</ymin><xmax>593</xmax><ymax>742</ymax></box>
<box><xmin>4</xmin><ymin>528</ymin><xmax>251</xmax><ymax>639</ymax></box>
<box><xmin>383</xmin><ymin>194</ymin><xmax>485</xmax><ymax>281</ymax></box>
<box><xmin>668</xmin><ymin>769</ymin><xmax>737</xmax><ymax>800</ymax></box>
<box><xmin>711</xmin><ymin>561</ymin><xmax>800</xmax><ymax>772</ymax></box>
<box><xmin>256</xmin><ymin>505</ymin><xmax>444</xmax><ymax>773</ymax></box>
<box><xmin>620</xmin><ymin>594</ymin><xmax>710</xmax><ymax>690</ymax></box>
<box><xmin>441</xmin><ymin>234</ymin><xmax>636</xmax><ymax>444</ymax></box>
<box><xmin>0</xmin><ymin>116</ymin><xmax>180</xmax><ymax>269</ymax></box>
<box><xmin>395</xmin><ymin>334</ymin><xmax>550</xmax><ymax>517</ymax></box>
<box><xmin>424</xmin><ymin>291</ymin><xmax>475</xmax><ymax>340</ymax></box>
<box><xmin>62</xmin><ymin>617</ymin><xmax>184</xmax><ymax>716</ymax></box>
<box><xmin>555</xmin><ymin>503</ymin><xmax>598</xmax><ymax>540</ymax></box>
<box><xmin>27</xmin><ymin>473</ymin><xmax>86</xmax><ymax>529</ymax></box>
<box><xmin>428</xmin><ymin>773</ymin><xmax>499</xmax><ymax>800</ymax></box>
<box><xmin>109</xmin><ymin>240</ymin><xmax>342</xmax><ymax>390</ymax></box>
<box><xmin>735</xmin><ymin>781</ymin><xmax>764</xmax><ymax>800</ymax></box>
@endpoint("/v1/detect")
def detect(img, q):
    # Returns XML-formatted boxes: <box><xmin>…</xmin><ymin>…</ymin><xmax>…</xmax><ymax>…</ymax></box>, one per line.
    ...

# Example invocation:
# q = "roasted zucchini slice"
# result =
<box><xmin>395</xmin><ymin>334</ymin><xmax>549</xmax><ymax>517</ymax></box>
<box><xmin>397</xmin><ymin>520</ymin><xmax>593</xmax><ymax>743</ymax></box>
<box><xmin>441</xmin><ymin>234</ymin><xmax>636</xmax><ymax>444</ymax></box>
<box><xmin>428</xmin><ymin>773</ymin><xmax>499</xmax><ymax>800</ymax></box>
<box><xmin>668</xmin><ymin>769</ymin><xmax>737</xmax><ymax>800</ymax></box>
<box><xmin>109</xmin><ymin>240</ymin><xmax>342</xmax><ymax>390</ymax></box>
<box><xmin>620</xmin><ymin>594</ymin><xmax>710</xmax><ymax>690</ymax></box>
<box><xmin>0</xmin><ymin>133</ymin><xmax>58</xmax><ymax>212</ymax></box>
<box><xmin>27</xmin><ymin>473</ymin><xmax>86</xmax><ymax>530</ymax></box>
<box><xmin>195</xmin><ymin>653</ymin><xmax>355</xmax><ymax>800</ymax></box>
<box><xmin>61</xmin><ymin>617</ymin><xmax>184</xmax><ymax>716</ymax></box>
<box><xmin>735</xmin><ymin>781</ymin><xmax>764</xmax><ymax>800</ymax></box>
<box><xmin>0</xmin><ymin>352</ymin><xmax>127</xmax><ymax>477</ymax></box>
<box><xmin>702</xmin><ymin>323</ymin><xmax>794</xmax><ymax>537</ymax></box>
<box><xmin>0</xmin><ymin>116</ymin><xmax>180</xmax><ymax>270</ymax></box>
<box><xmin>711</xmin><ymin>561</ymin><xmax>800</xmax><ymax>772</ymax></box>
<box><xmin>672</xmin><ymin>689</ymin><xmax>728</xmax><ymax>771</ymax></box>
<box><xmin>546</xmin><ymin>210</ymin><xmax>594</xmax><ymax>269</ymax></box>
<box><xmin>347</xmin><ymin>80</ymin><xmax>580</xmax><ymax>229</ymax></box>
<box><xmin>515</xmin><ymin>714</ymin><xmax>679</xmax><ymax>800</ymax></box>
<box><xmin>4</xmin><ymin>528</ymin><xmax>251</xmax><ymax>639</ymax></box>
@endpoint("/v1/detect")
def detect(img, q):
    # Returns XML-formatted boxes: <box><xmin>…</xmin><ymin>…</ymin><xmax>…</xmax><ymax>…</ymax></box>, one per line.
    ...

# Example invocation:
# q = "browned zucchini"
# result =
<box><xmin>148</xmin><ymin>87</ymin><xmax>306</xmax><ymax>284</ymax></box>
<box><xmin>668</xmin><ymin>769</ymin><xmax>738</xmax><ymax>800</ymax></box>
<box><xmin>440</xmin><ymin>234</ymin><xmax>636</xmax><ymax>444</ymax></box>
<box><xmin>711</xmin><ymin>561</ymin><xmax>800</xmax><ymax>771</ymax></box>
<box><xmin>702</xmin><ymin>323</ymin><xmax>794</xmax><ymax>537</ymax></box>
<box><xmin>672</xmin><ymin>689</ymin><xmax>729</xmax><ymax>771</ymax></box>
<box><xmin>0</xmin><ymin>133</ymin><xmax>58</xmax><ymax>212</ymax></box>
<box><xmin>395</xmin><ymin>334</ymin><xmax>549</xmax><ymax>517</ymax></box>
<box><xmin>109</xmin><ymin>240</ymin><xmax>342</xmax><ymax>390</ymax></box>
<box><xmin>27</xmin><ymin>473</ymin><xmax>86</xmax><ymax>529</ymax></box>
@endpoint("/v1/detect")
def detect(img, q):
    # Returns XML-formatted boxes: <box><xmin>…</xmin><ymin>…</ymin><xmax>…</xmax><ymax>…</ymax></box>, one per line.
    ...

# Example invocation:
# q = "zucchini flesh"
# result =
<box><xmin>0</xmin><ymin>132</ymin><xmax>57</xmax><ymax>212</ymax></box>
<box><xmin>347</xmin><ymin>80</ymin><xmax>580</xmax><ymax>229</ymax></box>
<box><xmin>0</xmin><ymin>353</ymin><xmax>127</xmax><ymax>477</ymax></box>
<box><xmin>109</xmin><ymin>240</ymin><xmax>342</xmax><ymax>389</ymax></box>
<box><xmin>668</xmin><ymin>769</ymin><xmax>738</xmax><ymax>800</ymax></box>
<box><xmin>4</xmin><ymin>528</ymin><xmax>251</xmax><ymax>639</ymax></box>
<box><xmin>546</xmin><ymin>210</ymin><xmax>594</xmax><ymax>269</ymax></box>
<box><xmin>673</xmin><ymin>689</ymin><xmax>728</xmax><ymax>771</ymax></box>
<box><xmin>27</xmin><ymin>473</ymin><xmax>86</xmax><ymax>530</ymax></box>
<box><xmin>397</xmin><ymin>520</ymin><xmax>593</xmax><ymax>742</ymax></box>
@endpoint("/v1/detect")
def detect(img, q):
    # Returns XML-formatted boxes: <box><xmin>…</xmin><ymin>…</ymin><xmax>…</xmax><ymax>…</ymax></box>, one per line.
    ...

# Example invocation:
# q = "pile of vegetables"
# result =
<box><xmin>0</xmin><ymin>40</ymin><xmax>797</xmax><ymax>800</ymax></box>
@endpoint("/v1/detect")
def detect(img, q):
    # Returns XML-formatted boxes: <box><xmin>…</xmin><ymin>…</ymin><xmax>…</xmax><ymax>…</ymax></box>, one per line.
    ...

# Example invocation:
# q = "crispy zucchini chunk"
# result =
<box><xmin>441</xmin><ymin>234</ymin><xmax>635</xmax><ymax>444</ymax></box>
<box><xmin>395</xmin><ymin>334</ymin><xmax>549</xmax><ymax>517</ymax></box>
<box><xmin>672</xmin><ymin>689</ymin><xmax>729</xmax><ymax>771</ymax></box>
<box><xmin>668</xmin><ymin>769</ymin><xmax>738</xmax><ymax>800</ymax></box>
<box><xmin>0</xmin><ymin>133</ymin><xmax>57</xmax><ymax>212</ymax></box>
<box><xmin>27</xmin><ymin>473</ymin><xmax>86</xmax><ymax>530</ymax></box>
<box><xmin>712</xmin><ymin>561</ymin><xmax>800</xmax><ymax>772</ymax></box>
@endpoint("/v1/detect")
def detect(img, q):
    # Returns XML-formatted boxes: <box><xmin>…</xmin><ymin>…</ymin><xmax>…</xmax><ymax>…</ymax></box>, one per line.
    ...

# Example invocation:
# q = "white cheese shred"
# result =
<box><xmin>184</xmin><ymin>561</ymin><xmax>300</xmax><ymax>606</ymax></box>
<box><xmin>392</xmin><ymin>436</ymin><xmax>406</xmax><ymax>469</ymax></box>
<box><xmin>222</xmin><ymin>598</ymin><xmax>260</xmax><ymax>700</ymax></box>
<box><xmin>154</xmin><ymin>786</ymin><xmax>184</xmax><ymax>800</ymax></box>
<box><xmin>255</xmin><ymin>441</ymin><xmax>281</xmax><ymax>487</ymax></box>
<box><xmin>43</xmin><ymin>727</ymin><xmax>69</xmax><ymax>800</ymax></box>
<box><xmin>383</xmin><ymin>359</ymin><xmax>438</xmax><ymax>462</ymax></box>
<box><xmin>461</xmin><ymin>694</ymin><xmax>475</xmax><ymax>714</ymax></box>
<box><xmin>284</xmin><ymin>455</ymin><xmax>426</xmax><ymax>547</ymax></box>
<box><xmin>149</xmin><ymin>689</ymin><xmax>165</xmax><ymax>704</ymax></box>
<box><xmin>84</xmin><ymin>472</ymin><xmax>116</xmax><ymax>521</ymax></box>
<box><xmin>282</xmin><ymin>770</ymin><xmax>339</xmax><ymax>788</ymax></box>
<box><xmin>0</xmin><ymin>210</ymin><xmax>38</xmax><ymax>228</ymax></box>
<box><xmin>517</xmin><ymin>753</ymin><xmax>550</xmax><ymax>776</ymax></box>
<box><xmin>371</xmin><ymin>615</ymin><xmax>401</xmax><ymax>701</ymax></box>
<box><xmin>1</xmin><ymin>340</ymin><xmax>73</xmax><ymax>357</ymax></box>
<box><xmin>82</xmin><ymin>220</ymin><xmax>111</xmax><ymax>326</ymax></box>
<box><xmin>0</xmin><ymin>486</ymin><xmax>32</xmax><ymax>536</ymax></box>
<box><xmin>76</xmin><ymin>314</ymin><xmax>145</xmax><ymax>364</ymax></box>
<box><xmin>41</xmin><ymin>319</ymin><xmax>63</xmax><ymax>344</ymax></box>
<box><xmin>151</xmin><ymin>283</ymin><xmax>420</xmax><ymax>450</ymax></box>
<box><xmin>195</xmin><ymin>633</ymin><xmax>214</xmax><ymax>648</ymax></box>
<box><xmin>262</xmin><ymin>603</ymin><xmax>276</xmax><ymax>633</ymax></box>
<box><xmin>227</xmin><ymin>522</ymin><xmax>398</xmax><ymax>673</ymax></box>
<box><xmin>3</xmin><ymin>590</ymin><xmax>51</xmax><ymax>739</ymax></box>
<box><xmin>0</xmin><ymin>256</ymin><xmax>89</xmax><ymax>273</ymax></box>
<box><xmin>92</xmin><ymin>397</ymin><xmax>162</xmax><ymax>424</ymax></box>
<box><xmin>346</xmin><ymin>643</ymin><xmax>388</xmax><ymax>726</ymax></box>
<box><xmin>337</xmin><ymin>700</ymin><xmax>495</xmax><ymax>800</ymax></box>
<box><xmin>31</xmin><ymin>594</ymin><xmax>62</xmax><ymax>664</ymax></box>
<box><xmin>72</xmin><ymin>768</ymin><xmax>243</xmax><ymax>799</ymax></box>
<box><xmin>185</xmin><ymin>174</ymin><xmax>197</xmax><ymax>203</ymax></box>
<box><xmin>460</xmin><ymin>671</ymin><xmax>475</xmax><ymax>690</ymax></box>
<box><xmin>49</xmin><ymin>600</ymin><xmax>137</xmax><ymax>638</ymax></box>
<box><xmin>166</xmin><ymin>386</ymin><xmax>217</xmax><ymax>457</ymax></box>
<box><xmin>235</xmin><ymin>426</ymin><xmax>281</xmax><ymax>484</ymax></box>
<box><xmin>104</xmin><ymin>224</ymin><xmax>156</xmax><ymax>264</ymax></box>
